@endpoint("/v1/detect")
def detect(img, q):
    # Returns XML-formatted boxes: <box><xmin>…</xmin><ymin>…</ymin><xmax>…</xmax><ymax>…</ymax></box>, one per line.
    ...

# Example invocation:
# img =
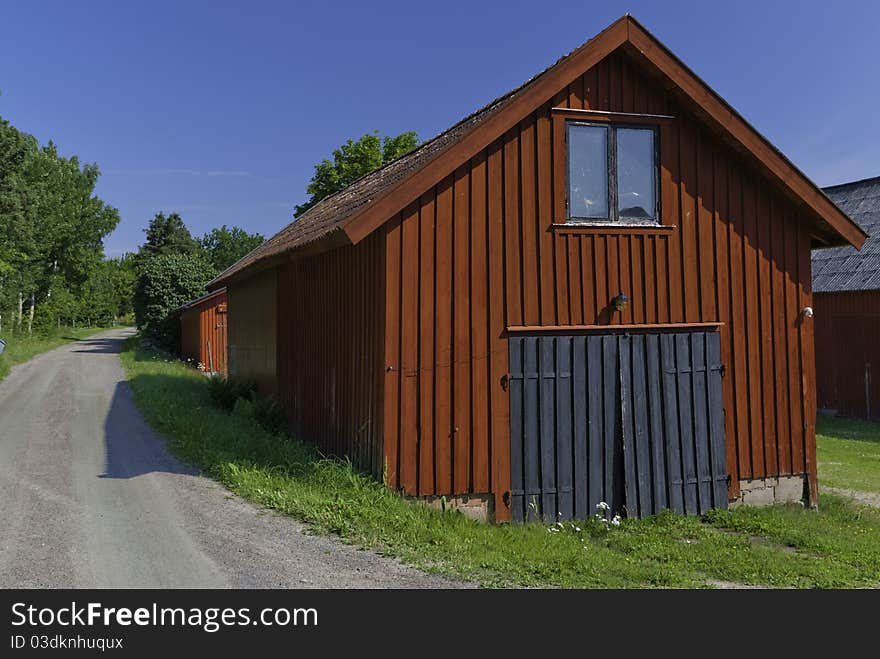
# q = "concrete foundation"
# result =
<box><xmin>414</xmin><ymin>493</ymin><xmax>494</xmax><ymax>523</ymax></box>
<box><xmin>731</xmin><ymin>475</ymin><xmax>807</xmax><ymax>507</ymax></box>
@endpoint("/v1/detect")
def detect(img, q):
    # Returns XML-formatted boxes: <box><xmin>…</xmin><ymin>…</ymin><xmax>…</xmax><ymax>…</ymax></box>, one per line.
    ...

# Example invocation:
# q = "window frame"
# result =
<box><xmin>565</xmin><ymin>120</ymin><xmax>660</xmax><ymax>225</ymax></box>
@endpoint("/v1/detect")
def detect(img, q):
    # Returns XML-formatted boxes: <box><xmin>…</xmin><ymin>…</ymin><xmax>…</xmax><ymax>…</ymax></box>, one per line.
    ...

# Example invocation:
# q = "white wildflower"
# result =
<box><xmin>596</xmin><ymin>501</ymin><xmax>610</xmax><ymax>512</ymax></box>
<box><xmin>611</xmin><ymin>515</ymin><xmax>621</xmax><ymax>527</ymax></box>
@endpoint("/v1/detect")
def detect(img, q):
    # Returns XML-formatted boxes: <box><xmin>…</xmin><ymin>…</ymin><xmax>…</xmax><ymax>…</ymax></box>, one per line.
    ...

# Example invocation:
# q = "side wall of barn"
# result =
<box><xmin>814</xmin><ymin>290</ymin><xmax>880</xmax><ymax>420</ymax></box>
<box><xmin>382</xmin><ymin>49</ymin><xmax>818</xmax><ymax>520</ymax></box>
<box><xmin>276</xmin><ymin>231</ymin><xmax>386</xmax><ymax>480</ymax></box>
<box><xmin>228</xmin><ymin>269</ymin><xmax>277</xmax><ymax>393</ymax></box>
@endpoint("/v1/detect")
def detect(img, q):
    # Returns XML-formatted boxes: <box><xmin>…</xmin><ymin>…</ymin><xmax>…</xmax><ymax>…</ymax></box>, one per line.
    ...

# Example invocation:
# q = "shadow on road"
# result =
<box><xmin>101</xmin><ymin>380</ymin><xmax>198</xmax><ymax>480</ymax></box>
<box><xmin>72</xmin><ymin>337</ymin><xmax>124</xmax><ymax>354</ymax></box>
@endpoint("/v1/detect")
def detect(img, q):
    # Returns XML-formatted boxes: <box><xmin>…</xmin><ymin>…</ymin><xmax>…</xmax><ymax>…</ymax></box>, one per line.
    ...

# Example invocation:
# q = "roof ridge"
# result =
<box><xmin>823</xmin><ymin>174</ymin><xmax>880</xmax><ymax>191</ymax></box>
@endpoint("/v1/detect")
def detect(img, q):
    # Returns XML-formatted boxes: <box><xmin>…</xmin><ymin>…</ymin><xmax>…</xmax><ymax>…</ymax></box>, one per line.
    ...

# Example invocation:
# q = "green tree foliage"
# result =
<box><xmin>136</xmin><ymin>212</ymin><xmax>200</xmax><ymax>266</ymax></box>
<box><xmin>200</xmin><ymin>225</ymin><xmax>264</xmax><ymax>272</ymax></box>
<box><xmin>294</xmin><ymin>130</ymin><xmax>419</xmax><ymax>218</ymax></box>
<box><xmin>134</xmin><ymin>253</ymin><xmax>216</xmax><ymax>350</ymax></box>
<box><xmin>0</xmin><ymin>115</ymin><xmax>120</xmax><ymax>334</ymax></box>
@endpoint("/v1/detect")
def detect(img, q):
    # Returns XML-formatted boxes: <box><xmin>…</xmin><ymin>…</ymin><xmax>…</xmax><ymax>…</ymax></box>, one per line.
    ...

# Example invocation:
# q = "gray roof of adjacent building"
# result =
<box><xmin>813</xmin><ymin>175</ymin><xmax>880</xmax><ymax>293</ymax></box>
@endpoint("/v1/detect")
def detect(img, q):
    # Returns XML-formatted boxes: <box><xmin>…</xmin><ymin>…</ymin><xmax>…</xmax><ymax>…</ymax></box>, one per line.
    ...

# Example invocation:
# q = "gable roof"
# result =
<box><xmin>812</xmin><ymin>176</ymin><xmax>880</xmax><ymax>293</ymax></box>
<box><xmin>210</xmin><ymin>14</ymin><xmax>867</xmax><ymax>288</ymax></box>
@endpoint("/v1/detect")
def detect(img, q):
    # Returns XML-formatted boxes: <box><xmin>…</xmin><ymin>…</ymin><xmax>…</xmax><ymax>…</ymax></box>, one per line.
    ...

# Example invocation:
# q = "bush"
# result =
<box><xmin>206</xmin><ymin>375</ymin><xmax>288</xmax><ymax>436</ymax></box>
<box><xmin>253</xmin><ymin>397</ymin><xmax>288</xmax><ymax>436</ymax></box>
<box><xmin>133</xmin><ymin>253</ymin><xmax>216</xmax><ymax>350</ymax></box>
<box><xmin>206</xmin><ymin>375</ymin><xmax>256</xmax><ymax>411</ymax></box>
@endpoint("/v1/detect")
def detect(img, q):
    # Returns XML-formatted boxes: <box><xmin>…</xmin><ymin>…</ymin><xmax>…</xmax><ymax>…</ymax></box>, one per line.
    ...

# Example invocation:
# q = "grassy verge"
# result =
<box><xmin>0</xmin><ymin>326</ymin><xmax>117</xmax><ymax>382</ymax></box>
<box><xmin>121</xmin><ymin>338</ymin><xmax>880</xmax><ymax>588</ymax></box>
<box><xmin>817</xmin><ymin>413</ymin><xmax>880</xmax><ymax>493</ymax></box>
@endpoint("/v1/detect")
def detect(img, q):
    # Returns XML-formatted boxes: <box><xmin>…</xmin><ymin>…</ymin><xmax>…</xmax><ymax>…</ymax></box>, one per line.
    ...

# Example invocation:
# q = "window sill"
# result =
<box><xmin>551</xmin><ymin>223</ymin><xmax>677</xmax><ymax>236</ymax></box>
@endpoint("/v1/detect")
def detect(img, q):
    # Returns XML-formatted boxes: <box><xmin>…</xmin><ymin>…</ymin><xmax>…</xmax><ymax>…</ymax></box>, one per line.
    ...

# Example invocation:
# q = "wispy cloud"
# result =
<box><xmin>111</xmin><ymin>168</ymin><xmax>254</xmax><ymax>178</ymax></box>
<box><xmin>205</xmin><ymin>170</ymin><xmax>253</xmax><ymax>178</ymax></box>
<box><xmin>153</xmin><ymin>203</ymin><xmax>218</xmax><ymax>212</ymax></box>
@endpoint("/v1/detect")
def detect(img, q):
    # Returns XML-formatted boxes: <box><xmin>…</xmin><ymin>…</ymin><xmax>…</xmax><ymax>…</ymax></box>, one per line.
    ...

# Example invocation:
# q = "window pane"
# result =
<box><xmin>567</xmin><ymin>124</ymin><xmax>608</xmax><ymax>219</ymax></box>
<box><xmin>617</xmin><ymin>128</ymin><xmax>656</xmax><ymax>219</ymax></box>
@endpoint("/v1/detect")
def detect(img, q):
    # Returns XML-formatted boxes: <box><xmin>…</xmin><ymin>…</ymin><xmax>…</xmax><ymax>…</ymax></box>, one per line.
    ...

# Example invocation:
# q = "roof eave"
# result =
<box><xmin>208</xmin><ymin>227</ymin><xmax>351</xmax><ymax>289</ymax></box>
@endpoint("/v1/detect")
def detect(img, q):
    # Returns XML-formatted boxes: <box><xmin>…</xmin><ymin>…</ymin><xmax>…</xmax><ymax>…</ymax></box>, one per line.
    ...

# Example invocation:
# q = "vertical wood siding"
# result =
<box><xmin>382</xmin><ymin>49</ymin><xmax>819</xmax><ymax>518</ymax></box>
<box><xmin>228</xmin><ymin>269</ymin><xmax>277</xmax><ymax>394</ymax></box>
<box><xmin>179</xmin><ymin>291</ymin><xmax>228</xmax><ymax>375</ymax></box>
<box><xmin>508</xmin><ymin>331</ymin><xmax>728</xmax><ymax>522</ymax></box>
<box><xmin>814</xmin><ymin>290</ymin><xmax>880</xmax><ymax>420</ymax></box>
<box><xmin>276</xmin><ymin>231</ymin><xmax>386</xmax><ymax>479</ymax></box>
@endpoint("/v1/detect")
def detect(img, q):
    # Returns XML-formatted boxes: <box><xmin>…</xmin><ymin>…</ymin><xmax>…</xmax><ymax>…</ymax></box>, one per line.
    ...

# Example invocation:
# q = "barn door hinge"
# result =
<box><xmin>500</xmin><ymin>373</ymin><xmax>509</xmax><ymax>391</ymax></box>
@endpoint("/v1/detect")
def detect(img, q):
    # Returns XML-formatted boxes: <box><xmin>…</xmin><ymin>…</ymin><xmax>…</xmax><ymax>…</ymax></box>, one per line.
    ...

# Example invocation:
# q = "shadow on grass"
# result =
<box><xmin>817</xmin><ymin>413</ymin><xmax>880</xmax><ymax>444</ymax></box>
<box><xmin>122</xmin><ymin>367</ymin><xmax>332</xmax><ymax>485</ymax></box>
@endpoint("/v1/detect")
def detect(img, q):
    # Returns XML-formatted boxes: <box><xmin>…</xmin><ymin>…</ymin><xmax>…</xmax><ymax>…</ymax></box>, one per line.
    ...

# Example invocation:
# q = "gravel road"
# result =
<box><xmin>0</xmin><ymin>329</ymin><xmax>462</xmax><ymax>588</ymax></box>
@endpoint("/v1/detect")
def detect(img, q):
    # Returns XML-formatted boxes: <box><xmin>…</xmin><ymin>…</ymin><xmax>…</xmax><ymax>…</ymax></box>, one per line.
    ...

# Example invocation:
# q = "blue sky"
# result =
<box><xmin>2</xmin><ymin>0</ymin><xmax>878</xmax><ymax>257</ymax></box>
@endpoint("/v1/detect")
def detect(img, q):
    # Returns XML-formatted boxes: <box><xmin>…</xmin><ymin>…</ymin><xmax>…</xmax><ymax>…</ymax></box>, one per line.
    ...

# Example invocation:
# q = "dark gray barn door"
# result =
<box><xmin>508</xmin><ymin>331</ymin><xmax>728</xmax><ymax>522</ymax></box>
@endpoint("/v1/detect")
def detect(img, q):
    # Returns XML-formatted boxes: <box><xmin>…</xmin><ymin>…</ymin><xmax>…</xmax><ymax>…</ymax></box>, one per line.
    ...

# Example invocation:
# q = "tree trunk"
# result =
<box><xmin>17</xmin><ymin>292</ymin><xmax>23</xmax><ymax>329</ymax></box>
<box><xmin>27</xmin><ymin>294</ymin><xmax>34</xmax><ymax>334</ymax></box>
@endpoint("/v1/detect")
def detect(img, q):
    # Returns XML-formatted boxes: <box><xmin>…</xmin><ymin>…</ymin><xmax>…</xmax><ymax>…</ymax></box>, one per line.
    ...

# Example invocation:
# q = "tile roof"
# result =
<box><xmin>812</xmin><ymin>176</ymin><xmax>880</xmax><ymax>293</ymax></box>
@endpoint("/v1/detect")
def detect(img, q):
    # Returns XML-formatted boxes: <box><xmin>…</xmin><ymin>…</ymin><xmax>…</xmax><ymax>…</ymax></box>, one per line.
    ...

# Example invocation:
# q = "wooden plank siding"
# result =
<box><xmin>227</xmin><ymin>269</ymin><xmax>277</xmax><ymax>394</ymax></box>
<box><xmin>179</xmin><ymin>290</ymin><xmax>228</xmax><ymax>376</ymax></box>
<box><xmin>275</xmin><ymin>231</ymin><xmax>386</xmax><ymax>480</ymax></box>
<box><xmin>381</xmin><ymin>49</ymin><xmax>819</xmax><ymax>518</ymax></box>
<box><xmin>813</xmin><ymin>290</ymin><xmax>880</xmax><ymax>422</ymax></box>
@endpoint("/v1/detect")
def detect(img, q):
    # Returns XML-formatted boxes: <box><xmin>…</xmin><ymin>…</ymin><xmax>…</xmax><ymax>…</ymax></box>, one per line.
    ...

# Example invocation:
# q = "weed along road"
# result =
<box><xmin>0</xmin><ymin>329</ymin><xmax>459</xmax><ymax>588</ymax></box>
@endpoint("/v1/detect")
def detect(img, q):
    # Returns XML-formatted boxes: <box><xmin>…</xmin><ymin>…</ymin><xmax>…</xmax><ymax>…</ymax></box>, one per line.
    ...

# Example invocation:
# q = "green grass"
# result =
<box><xmin>0</xmin><ymin>325</ymin><xmax>116</xmax><ymax>382</ymax></box>
<box><xmin>817</xmin><ymin>413</ymin><xmax>880</xmax><ymax>493</ymax></box>
<box><xmin>120</xmin><ymin>338</ymin><xmax>880</xmax><ymax>588</ymax></box>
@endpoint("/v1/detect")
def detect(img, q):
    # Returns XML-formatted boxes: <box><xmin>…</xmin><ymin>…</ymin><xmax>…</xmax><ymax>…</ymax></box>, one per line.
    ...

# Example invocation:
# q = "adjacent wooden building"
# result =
<box><xmin>177</xmin><ymin>288</ymin><xmax>228</xmax><ymax>376</ymax></box>
<box><xmin>210</xmin><ymin>16</ymin><xmax>866</xmax><ymax>521</ymax></box>
<box><xmin>813</xmin><ymin>176</ymin><xmax>880</xmax><ymax>420</ymax></box>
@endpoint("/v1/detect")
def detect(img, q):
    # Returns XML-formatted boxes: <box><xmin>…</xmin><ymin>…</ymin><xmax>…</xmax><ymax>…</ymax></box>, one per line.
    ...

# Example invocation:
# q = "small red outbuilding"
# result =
<box><xmin>177</xmin><ymin>288</ymin><xmax>228</xmax><ymax>375</ymax></box>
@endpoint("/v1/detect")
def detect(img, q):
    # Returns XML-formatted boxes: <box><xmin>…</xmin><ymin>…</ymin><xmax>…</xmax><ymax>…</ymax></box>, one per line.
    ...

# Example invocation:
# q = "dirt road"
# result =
<box><xmin>0</xmin><ymin>329</ymin><xmax>459</xmax><ymax>588</ymax></box>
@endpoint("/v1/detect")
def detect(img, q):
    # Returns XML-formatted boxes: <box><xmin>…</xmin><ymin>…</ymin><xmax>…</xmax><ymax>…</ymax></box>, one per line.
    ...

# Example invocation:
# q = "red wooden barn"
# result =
<box><xmin>210</xmin><ymin>16</ymin><xmax>866</xmax><ymax>521</ymax></box>
<box><xmin>813</xmin><ymin>176</ymin><xmax>880</xmax><ymax>420</ymax></box>
<box><xmin>176</xmin><ymin>288</ymin><xmax>228</xmax><ymax>376</ymax></box>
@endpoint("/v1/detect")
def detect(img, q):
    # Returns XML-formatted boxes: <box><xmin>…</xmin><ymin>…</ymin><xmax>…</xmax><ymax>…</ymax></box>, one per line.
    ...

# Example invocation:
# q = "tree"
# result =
<box><xmin>294</xmin><ymin>130</ymin><xmax>419</xmax><ymax>218</ymax></box>
<box><xmin>200</xmin><ymin>225</ymin><xmax>264</xmax><ymax>272</ymax></box>
<box><xmin>138</xmin><ymin>212</ymin><xmax>200</xmax><ymax>263</ymax></box>
<box><xmin>107</xmin><ymin>254</ymin><xmax>137</xmax><ymax>320</ymax></box>
<box><xmin>0</xmin><ymin>115</ymin><xmax>119</xmax><ymax>333</ymax></box>
<box><xmin>134</xmin><ymin>252</ymin><xmax>216</xmax><ymax>350</ymax></box>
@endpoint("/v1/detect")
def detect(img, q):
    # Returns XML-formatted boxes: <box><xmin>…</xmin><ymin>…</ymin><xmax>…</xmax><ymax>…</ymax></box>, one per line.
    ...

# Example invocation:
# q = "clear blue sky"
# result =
<box><xmin>2</xmin><ymin>0</ymin><xmax>878</xmax><ymax>257</ymax></box>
